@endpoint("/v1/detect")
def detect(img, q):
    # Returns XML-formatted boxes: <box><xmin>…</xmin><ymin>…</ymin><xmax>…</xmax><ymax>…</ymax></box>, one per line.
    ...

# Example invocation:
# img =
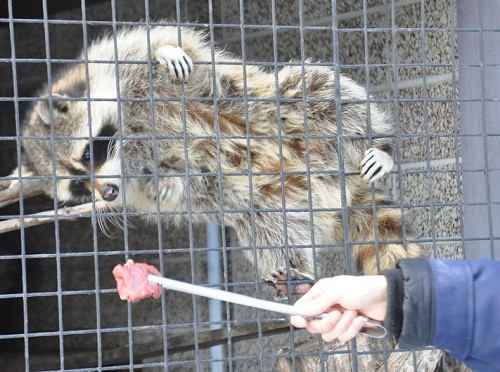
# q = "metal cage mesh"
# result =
<box><xmin>0</xmin><ymin>0</ymin><xmax>491</xmax><ymax>371</ymax></box>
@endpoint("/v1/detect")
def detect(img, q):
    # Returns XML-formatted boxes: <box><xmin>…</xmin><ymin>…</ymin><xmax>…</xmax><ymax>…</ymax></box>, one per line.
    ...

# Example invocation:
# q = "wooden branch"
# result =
<box><xmin>0</xmin><ymin>180</ymin><xmax>11</xmax><ymax>190</ymax></box>
<box><xmin>277</xmin><ymin>336</ymin><xmax>443</xmax><ymax>372</ymax></box>
<box><xmin>0</xmin><ymin>179</ymin><xmax>45</xmax><ymax>209</ymax></box>
<box><xmin>0</xmin><ymin>201</ymin><xmax>108</xmax><ymax>234</ymax></box>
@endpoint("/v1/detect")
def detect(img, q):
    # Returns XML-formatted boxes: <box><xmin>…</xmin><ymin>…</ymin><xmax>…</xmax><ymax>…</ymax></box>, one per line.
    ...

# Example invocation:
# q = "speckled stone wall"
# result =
<box><xmin>0</xmin><ymin>0</ymin><xmax>462</xmax><ymax>371</ymax></box>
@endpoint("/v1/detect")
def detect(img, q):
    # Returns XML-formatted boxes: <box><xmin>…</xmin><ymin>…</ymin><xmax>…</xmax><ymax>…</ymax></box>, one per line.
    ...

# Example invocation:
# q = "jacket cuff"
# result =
<box><xmin>380</xmin><ymin>268</ymin><xmax>404</xmax><ymax>338</ymax></box>
<box><xmin>396</xmin><ymin>258</ymin><xmax>435</xmax><ymax>348</ymax></box>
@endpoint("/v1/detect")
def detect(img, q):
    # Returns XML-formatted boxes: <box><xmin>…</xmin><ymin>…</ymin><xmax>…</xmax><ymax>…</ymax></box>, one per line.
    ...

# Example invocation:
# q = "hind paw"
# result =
<box><xmin>262</xmin><ymin>267</ymin><xmax>314</xmax><ymax>301</ymax></box>
<box><xmin>156</xmin><ymin>45</ymin><xmax>193</xmax><ymax>82</ymax></box>
<box><xmin>361</xmin><ymin>147</ymin><xmax>394</xmax><ymax>183</ymax></box>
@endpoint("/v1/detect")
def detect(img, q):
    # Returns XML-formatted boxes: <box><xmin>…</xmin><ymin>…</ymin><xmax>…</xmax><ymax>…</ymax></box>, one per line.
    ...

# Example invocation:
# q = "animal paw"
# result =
<box><xmin>360</xmin><ymin>147</ymin><xmax>394</xmax><ymax>183</ymax></box>
<box><xmin>156</xmin><ymin>45</ymin><xmax>193</xmax><ymax>82</ymax></box>
<box><xmin>144</xmin><ymin>178</ymin><xmax>176</xmax><ymax>203</ymax></box>
<box><xmin>262</xmin><ymin>267</ymin><xmax>314</xmax><ymax>301</ymax></box>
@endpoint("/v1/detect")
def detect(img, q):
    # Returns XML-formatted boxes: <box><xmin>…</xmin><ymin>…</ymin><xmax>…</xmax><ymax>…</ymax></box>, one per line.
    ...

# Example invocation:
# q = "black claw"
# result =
<box><xmin>370</xmin><ymin>166</ymin><xmax>383</xmax><ymax>179</ymax></box>
<box><xmin>364</xmin><ymin>160</ymin><xmax>376</xmax><ymax>175</ymax></box>
<box><xmin>274</xmin><ymin>291</ymin><xmax>288</xmax><ymax>301</ymax></box>
<box><xmin>183</xmin><ymin>56</ymin><xmax>192</xmax><ymax>72</ymax></box>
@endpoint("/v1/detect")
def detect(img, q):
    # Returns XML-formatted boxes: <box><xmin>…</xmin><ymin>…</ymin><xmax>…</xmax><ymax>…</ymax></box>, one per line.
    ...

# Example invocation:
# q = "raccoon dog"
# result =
<box><xmin>10</xmin><ymin>24</ymin><xmax>420</xmax><ymax>297</ymax></box>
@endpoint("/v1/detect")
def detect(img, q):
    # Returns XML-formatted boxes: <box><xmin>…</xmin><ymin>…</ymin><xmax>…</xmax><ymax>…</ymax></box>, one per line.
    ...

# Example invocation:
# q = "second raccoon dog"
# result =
<box><xmin>12</xmin><ymin>24</ymin><xmax>420</xmax><ymax>296</ymax></box>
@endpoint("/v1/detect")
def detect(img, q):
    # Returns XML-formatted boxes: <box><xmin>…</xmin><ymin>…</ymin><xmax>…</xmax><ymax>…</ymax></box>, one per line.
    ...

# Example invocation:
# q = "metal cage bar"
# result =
<box><xmin>0</xmin><ymin>0</ymin><xmax>480</xmax><ymax>370</ymax></box>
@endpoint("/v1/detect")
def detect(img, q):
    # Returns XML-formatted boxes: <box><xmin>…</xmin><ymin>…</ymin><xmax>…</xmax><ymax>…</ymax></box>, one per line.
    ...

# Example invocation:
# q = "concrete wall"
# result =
<box><xmin>0</xmin><ymin>0</ymin><xmax>462</xmax><ymax>370</ymax></box>
<box><xmin>458</xmin><ymin>0</ymin><xmax>500</xmax><ymax>260</ymax></box>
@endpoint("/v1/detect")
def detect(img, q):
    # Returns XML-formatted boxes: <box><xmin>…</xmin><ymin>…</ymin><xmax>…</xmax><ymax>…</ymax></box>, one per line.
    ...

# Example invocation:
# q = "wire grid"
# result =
<box><xmin>0</xmin><ymin>0</ymin><xmax>488</xmax><ymax>370</ymax></box>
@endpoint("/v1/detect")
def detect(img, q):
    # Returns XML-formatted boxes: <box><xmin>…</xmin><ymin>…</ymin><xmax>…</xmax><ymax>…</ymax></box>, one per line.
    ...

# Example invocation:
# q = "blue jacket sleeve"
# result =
<box><xmin>430</xmin><ymin>259</ymin><xmax>500</xmax><ymax>372</ymax></box>
<box><xmin>397</xmin><ymin>259</ymin><xmax>500</xmax><ymax>371</ymax></box>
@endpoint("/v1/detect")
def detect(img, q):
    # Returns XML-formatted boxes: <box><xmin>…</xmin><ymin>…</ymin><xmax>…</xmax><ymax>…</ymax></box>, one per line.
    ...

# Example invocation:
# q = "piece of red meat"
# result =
<box><xmin>112</xmin><ymin>259</ymin><xmax>162</xmax><ymax>303</ymax></box>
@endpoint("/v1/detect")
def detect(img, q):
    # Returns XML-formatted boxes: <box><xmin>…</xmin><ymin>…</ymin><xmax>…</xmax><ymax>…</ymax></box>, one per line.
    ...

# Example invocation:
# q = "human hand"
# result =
<box><xmin>290</xmin><ymin>275</ymin><xmax>388</xmax><ymax>342</ymax></box>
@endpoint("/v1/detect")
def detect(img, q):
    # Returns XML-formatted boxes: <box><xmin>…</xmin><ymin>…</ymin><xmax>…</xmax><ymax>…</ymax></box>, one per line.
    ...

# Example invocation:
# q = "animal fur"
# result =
<box><xmin>10</xmin><ymin>24</ymin><xmax>420</xmax><ymax>289</ymax></box>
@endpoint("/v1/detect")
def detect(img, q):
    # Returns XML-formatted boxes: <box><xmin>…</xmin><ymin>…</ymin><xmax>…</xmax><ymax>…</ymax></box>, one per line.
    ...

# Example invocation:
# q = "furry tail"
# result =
<box><xmin>348</xmin><ymin>185</ymin><xmax>422</xmax><ymax>275</ymax></box>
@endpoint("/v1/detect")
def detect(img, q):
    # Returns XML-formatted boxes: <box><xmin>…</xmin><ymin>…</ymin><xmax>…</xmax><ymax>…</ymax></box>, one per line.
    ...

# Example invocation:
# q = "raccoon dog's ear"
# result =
<box><xmin>35</xmin><ymin>93</ymin><xmax>71</xmax><ymax>125</ymax></box>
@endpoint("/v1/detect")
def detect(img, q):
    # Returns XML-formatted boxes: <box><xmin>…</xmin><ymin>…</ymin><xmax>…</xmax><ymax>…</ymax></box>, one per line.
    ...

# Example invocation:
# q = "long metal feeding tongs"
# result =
<box><xmin>147</xmin><ymin>275</ymin><xmax>387</xmax><ymax>339</ymax></box>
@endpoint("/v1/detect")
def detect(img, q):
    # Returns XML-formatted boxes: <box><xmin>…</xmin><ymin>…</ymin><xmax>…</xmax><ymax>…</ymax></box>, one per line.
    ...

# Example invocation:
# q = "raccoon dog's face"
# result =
<box><xmin>16</xmin><ymin>66</ymin><xmax>122</xmax><ymax>206</ymax></box>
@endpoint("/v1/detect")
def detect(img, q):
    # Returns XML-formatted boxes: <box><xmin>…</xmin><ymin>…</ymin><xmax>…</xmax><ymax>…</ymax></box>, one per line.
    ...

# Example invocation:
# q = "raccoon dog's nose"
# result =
<box><xmin>102</xmin><ymin>183</ymin><xmax>119</xmax><ymax>202</ymax></box>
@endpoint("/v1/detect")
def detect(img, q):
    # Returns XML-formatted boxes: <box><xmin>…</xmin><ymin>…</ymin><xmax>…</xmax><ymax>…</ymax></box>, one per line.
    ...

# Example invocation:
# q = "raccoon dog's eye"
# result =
<box><xmin>83</xmin><ymin>146</ymin><xmax>91</xmax><ymax>162</ymax></box>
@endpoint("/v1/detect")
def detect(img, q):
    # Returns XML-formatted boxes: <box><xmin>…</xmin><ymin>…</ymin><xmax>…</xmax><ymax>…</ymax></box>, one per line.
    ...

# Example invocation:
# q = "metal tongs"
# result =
<box><xmin>147</xmin><ymin>275</ymin><xmax>387</xmax><ymax>339</ymax></box>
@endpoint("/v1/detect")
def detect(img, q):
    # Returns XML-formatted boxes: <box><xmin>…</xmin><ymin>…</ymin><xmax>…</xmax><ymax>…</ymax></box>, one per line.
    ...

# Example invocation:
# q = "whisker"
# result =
<box><xmin>95</xmin><ymin>203</ymin><xmax>118</xmax><ymax>238</ymax></box>
<box><xmin>94</xmin><ymin>204</ymin><xmax>133</xmax><ymax>237</ymax></box>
